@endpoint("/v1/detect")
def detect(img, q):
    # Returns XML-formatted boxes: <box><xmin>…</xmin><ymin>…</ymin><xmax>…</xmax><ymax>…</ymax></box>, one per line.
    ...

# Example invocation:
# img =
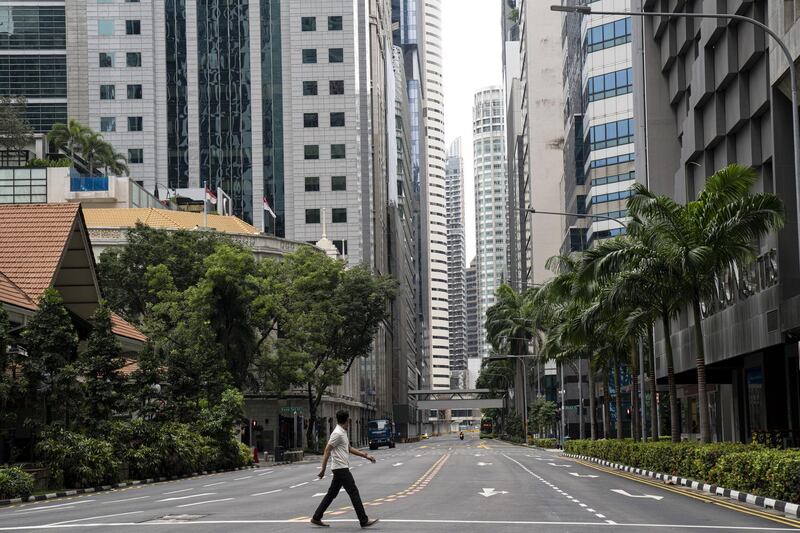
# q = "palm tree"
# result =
<box><xmin>47</xmin><ymin>119</ymin><xmax>88</xmax><ymax>167</ymax></box>
<box><xmin>485</xmin><ymin>284</ymin><xmax>534</xmax><ymax>358</ymax></box>
<box><xmin>80</xmin><ymin>132</ymin><xmax>108</xmax><ymax>176</ymax></box>
<box><xmin>628</xmin><ymin>164</ymin><xmax>785</xmax><ymax>443</ymax></box>
<box><xmin>97</xmin><ymin>143</ymin><xmax>129</xmax><ymax>176</ymax></box>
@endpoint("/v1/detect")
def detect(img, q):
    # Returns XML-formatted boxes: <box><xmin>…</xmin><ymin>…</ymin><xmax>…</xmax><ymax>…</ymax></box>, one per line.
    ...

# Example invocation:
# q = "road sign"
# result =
<box><xmin>611</xmin><ymin>489</ymin><xmax>663</xmax><ymax>500</ymax></box>
<box><xmin>479</xmin><ymin>488</ymin><xmax>508</xmax><ymax>498</ymax></box>
<box><xmin>280</xmin><ymin>406</ymin><xmax>304</xmax><ymax>415</ymax></box>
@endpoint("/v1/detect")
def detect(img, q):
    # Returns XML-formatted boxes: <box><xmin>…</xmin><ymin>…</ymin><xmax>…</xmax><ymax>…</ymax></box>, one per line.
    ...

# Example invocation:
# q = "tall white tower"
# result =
<box><xmin>473</xmin><ymin>87</ymin><xmax>507</xmax><ymax>360</ymax></box>
<box><xmin>446</xmin><ymin>138</ymin><xmax>466</xmax><ymax>389</ymax></box>
<box><xmin>421</xmin><ymin>0</ymin><xmax>450</xmax><ymax>390</ymax></box>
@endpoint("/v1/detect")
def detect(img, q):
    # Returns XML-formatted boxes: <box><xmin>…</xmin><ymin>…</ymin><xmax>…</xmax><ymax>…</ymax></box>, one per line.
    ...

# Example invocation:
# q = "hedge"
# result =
<box><xmin>528</xmin><ymin>438</ymin><xmax>558</xmax><ymax>448</ymax></box>
<box><xmin>0</xmin><ymin>467</ymin><xmax>35</xmax><ymax>499</ymax></box>
<box><xmin>565</xmin><ymin>439</ymin><xmax>800</xmax><ymax>503</ymax></box>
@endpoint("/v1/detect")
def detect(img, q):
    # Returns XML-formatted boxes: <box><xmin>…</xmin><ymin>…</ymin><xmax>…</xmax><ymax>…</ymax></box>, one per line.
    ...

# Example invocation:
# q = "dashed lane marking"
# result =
<box><xmin>12</xmin><ymin>500</ymin><xmax>96</xmax><ymax>515</ymax></box>
<box><xmin>102</xmin><ymin>496</ymin><xmax>150</xmax><ymax>504</ymax></box>
<box><xmin>251</xmin><ymin>489</ymin><xmax>282</xmax><ymax>497</ymax></box>
<box><xmin>290</xmin><ymin>482</ymin><xmax>308</xmax><ymax>489</ymax></box>
<box><xmin>44</xmin><ymin>511</ymin><xmax>144</xmax><ymax>526</ymax></box>
<box><xmin>202</xmin><ymin>482</ymin><xmax>226</xmax><ymax>487</ymax></box>
<box><xmin>177</xmin><ymin>497</ymin><xmax>234</xmax><ymax>508</ymax></box>
<box><xmin>157</xmin><ymin>493</ymin><xmax>216</xmax><ymax>502</ymax></box>
<box><xmin>162</xmin><ymin>488</ymin><xmax>194</xmax><ymax>495</ymax></box>
<box><xmin>234</xmin><ymin>476</ymin><xmax>253</xmax><ymax>481</ymax></box>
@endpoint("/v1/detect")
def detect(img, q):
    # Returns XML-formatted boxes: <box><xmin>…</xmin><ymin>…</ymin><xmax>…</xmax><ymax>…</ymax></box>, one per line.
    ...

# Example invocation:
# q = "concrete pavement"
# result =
<box><xmin>0</xmin><ymin>435</ymin><xmax>798</xmax><ymax>531</ymax></box>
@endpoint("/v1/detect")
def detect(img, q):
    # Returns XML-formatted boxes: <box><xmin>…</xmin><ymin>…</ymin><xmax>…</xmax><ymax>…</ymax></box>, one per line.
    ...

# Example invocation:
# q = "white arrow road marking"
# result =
<box><xmin>611</xmin><ymin>489</ymin><xmax>663</xmax><ymax>500</ymax></box>
<box><xmin>479</xmin><ymin>488</ymin><xmax>509</xmax><ymax>497</ymax></box>
<box><xmin>548</xmin><ymin>463</ymin><xmax>571</xmax><ymax>467</ymax></box>
<box><xmin>177</xmin><ymin>497</ymin><xmax>234</xmax><ymax>508</ymax></box>
<box><xmin>393</xmin><ymin>462</ymin><xmax>404</xmax><ymax>467</ymax></box>
<box><xmin>157</xmin><ymin>493</ymin><xmax>216</xmax><ymax>502</ymax></box>
<box><xmin>568</xmin><ymin>473</ymin><xmax>599</xmax><ymax>478</ymax></box>
<box><xmin>476</xmin><ymin>462</ymin><xmax>493</xmax><ymax>466</ymax></box>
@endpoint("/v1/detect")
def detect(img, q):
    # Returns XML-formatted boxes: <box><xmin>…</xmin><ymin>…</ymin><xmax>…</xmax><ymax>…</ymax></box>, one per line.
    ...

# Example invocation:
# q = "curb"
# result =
<box><xmin>0</xmin><ymin>465</ymin><xmax>259</xmax><ymax>508</ymax></box>
<box><xmin>563</xmin><ymin>453</ymin><xmax>800</xmax><ymax>518</ymax></box>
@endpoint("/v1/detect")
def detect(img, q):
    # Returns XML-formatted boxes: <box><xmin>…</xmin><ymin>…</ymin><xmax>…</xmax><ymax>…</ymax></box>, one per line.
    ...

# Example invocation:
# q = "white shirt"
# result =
<box><xmin>328</xmin><ymin>425</ymin><xmax>350</xmax><ymax>470</ymax></box>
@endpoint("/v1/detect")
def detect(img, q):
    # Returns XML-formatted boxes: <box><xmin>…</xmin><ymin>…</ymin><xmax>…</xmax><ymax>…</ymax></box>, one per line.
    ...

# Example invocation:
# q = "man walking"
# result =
<box><xmin>311</xmin><ymin>410</ymin><xmax>379</xmax><ymax>528</ymax></box>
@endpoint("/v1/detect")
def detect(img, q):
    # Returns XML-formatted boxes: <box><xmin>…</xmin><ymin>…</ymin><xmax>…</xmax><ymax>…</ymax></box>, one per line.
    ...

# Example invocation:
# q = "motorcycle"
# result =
<box><xmin>459</xmin><ymin>431</ymin><xmax>464</xmax><ymax>440</ymax></box>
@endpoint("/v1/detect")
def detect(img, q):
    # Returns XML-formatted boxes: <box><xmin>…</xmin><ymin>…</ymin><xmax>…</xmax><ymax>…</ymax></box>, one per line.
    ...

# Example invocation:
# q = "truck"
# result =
<box><xmin>367</xmin><ymin>419</ymin><xmax>395</xmax><ymax>450</ymax></box>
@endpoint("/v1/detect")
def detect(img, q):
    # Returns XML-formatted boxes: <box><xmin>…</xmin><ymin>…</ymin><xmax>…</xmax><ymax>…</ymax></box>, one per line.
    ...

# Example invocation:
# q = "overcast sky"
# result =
<box><xmin>442</xmin><ymin>0</ymin><xmax>502</xmax><ymax>264</ymax></box>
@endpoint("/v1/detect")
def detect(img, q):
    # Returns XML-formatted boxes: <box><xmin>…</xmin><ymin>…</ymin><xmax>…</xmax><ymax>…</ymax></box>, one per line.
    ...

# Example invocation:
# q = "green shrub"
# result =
<box><xmin>26</xmin><ymin>157</ymin><xmax>71</xmax><ymax>169</ymax></box>
<box><xmin>36</xmin><ymin>427</ymin><xmax>119</xmax><ymax>489</ymax></box>
<box><xmin>0</xmin><ymin>467</ymin><xmax>35</xmax><ymax>499</ymax></box>
<box><xmin>528</xmin><ymin>438</ymin><xmax>558</xmax><ymax>448</ymax></box>
<box><xmin>565</xmin><ymin>439</ymin><xmax>800</xmax><ymax>503</ymax></box>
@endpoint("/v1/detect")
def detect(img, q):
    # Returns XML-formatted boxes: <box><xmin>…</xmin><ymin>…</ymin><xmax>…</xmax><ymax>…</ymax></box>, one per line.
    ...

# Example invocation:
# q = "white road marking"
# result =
<box><xmin>611</xmin><ymin>489</ymin><xmax>663</xmax><ymax>500</ymax></box>
<box><xmin>392</xmin><ymin>462</ymin><xmax>403</xmax><ymax>467</ymax></box>
<box><xmin>476</xmin><ymin>462</ymin><xmax>493</xmax><ymax>466</ymax></box>
<box><xmin>478</xmin><ymin>488</ymin><xmax>509</xmax><ymax>497</ymax></box>
<box><xmin>290</xmin><ymin>482</ymin><xmax>309</xmax><ymax>488</ymax></box>
<box><xmin>312</xmin><ymin>489</ymin><xmax>344</xmax><ymax>497</ymax></box>
<box><xmin>548</xmin><ymin>463</ymin><xmax>572</xmax><ymax>467</ymax></box>
<box><xmin>2</xmin><ymin>519</ymin><xmax>794</xmax><ymax>530</ymax></box>
<box><xmin>569</xmin><ymin>473</ymin><xmax>599</xmax><ymax>478</ymax></box>
<box><xmin>13</xmin><ymin>500</ymin><xmax>96</xmax><ymax>514</ymax></box>
<box><xmin>257</xmin><ymin>470</ymin><xmax>274</xmax><ymax>476</ymax></box>
<box><xmin>163</xmin><ymin>488</ymin><xmax>194</xmax><ymax>495</ymax></box>
<box><xmin>157</xmin><ymin>493</ymin><xmax>216</xmax><ymax>502</ymax></box>
<box><xmin>177</xmin><ymin>497</ymin><xmax>234</xmax><ymax>508</ymax></box>
<box><xmin>234</xmin><ymin>476</ymin><xmax>253</xmax><ymax>481</ymax></box>
<box><xmin>44</xmin><ymin>511</ymin><xmax>144</xmax><ymax>526</ymax></box>
<box><xmin>252</xmin><ymin>489</ymin><xmax>282</xmax><ymax>497</ymax></box>
<box><xmin>203</xmin><ymin>482</ymin><xmax>226</xmax><ymax>487</ymax></box>
<box><xmin>102</xmin><ymin>496</ymin><xmax>150</xmax><ymax>504</ymax></box>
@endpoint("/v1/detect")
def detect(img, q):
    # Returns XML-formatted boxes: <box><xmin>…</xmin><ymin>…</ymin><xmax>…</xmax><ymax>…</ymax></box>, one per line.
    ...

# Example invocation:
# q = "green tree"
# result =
<box><xmin>97</xmin><ymin>143</ymin><xmax>129</xmax><ymax>176</ymax></box>
<box><xmin>21</xmin><ymin>289</ymin><xmax>79</xmax><ymax>426</ymax></box>
<box><xmin>76</xmin><ymin>304</ymin><xmax>126</xmax><ymax>434</ymax></box>
<box><xmin>79</xmin><ymin>131</ymin><xmax>108</xmax><ymax>176</ymax></box>
<box><xmin>628</xmin><ymin>164</ymin><xmax>784</xmax><ymax>443</ymax></box>
<box><xmin>47</xmin><ymin>119</ymin><xmax>87</xmax><ymax>167</ymax></box>
<box><xmin>97</xmin><ymin>224</ymin><xmax>226</xmax><ymax>321</ymax></box>
<box><xmin>126</xmin><ymin>343</ymin><xmax>165</xmax><ymax>421</ymax></box>
<box><xmin>0</xmin><ymin>96</ymin><xmax>34</xmax><ymax>152</ymax></box>
<box><xmin>529</xmin><ymin>397</ymin><xmax>558</xmax><ymax>437</ymax></box>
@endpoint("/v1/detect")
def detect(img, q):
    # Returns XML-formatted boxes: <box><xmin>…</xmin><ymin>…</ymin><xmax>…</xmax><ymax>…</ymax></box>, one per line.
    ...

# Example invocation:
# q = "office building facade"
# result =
<box><xmin>446</xmin><ymin>137</ymin><xmax>467</xmax><ymax>389</ymax></box>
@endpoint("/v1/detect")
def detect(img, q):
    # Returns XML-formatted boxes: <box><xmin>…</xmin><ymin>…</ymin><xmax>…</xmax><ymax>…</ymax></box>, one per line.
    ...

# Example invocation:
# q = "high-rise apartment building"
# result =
<box><xmin>420</xmin><ymin>0</ymin><xmax>450</xmax><ymax>390</ymax></box>
<box><xmin>561</xmin><ymin>0</ymin><xmax>634</xmax><ymax>256</ymax></box>
<box><xmin>446</xmin><ymin>138</ymin><xmax>466</xmax><ymax>389</ymax></box>
<box><xmin>465</xmin><ymin>257</ymin><xmax>480</xmax><ymax>387</ymax></box>
<box><xmin>473</xmin><ymin>87</ymin><xmax>507</xmax><ymax>360</ymax></box>
<box><xmin>632</xmin><ymin>0</ymin><xmax>800</xmax><ymax>443</ymax></box>
<box><xmin>0</xmin><ymin>2</ymin><xmax>68</xmax><ymax>133</ymax></box>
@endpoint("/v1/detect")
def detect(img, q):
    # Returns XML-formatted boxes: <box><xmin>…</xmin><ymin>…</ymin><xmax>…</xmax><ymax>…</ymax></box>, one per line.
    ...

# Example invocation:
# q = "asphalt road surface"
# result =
<box><xmin>1</xmin><ymin>435</ymin><xmax>798</xmax><ymax>532</ymax></box>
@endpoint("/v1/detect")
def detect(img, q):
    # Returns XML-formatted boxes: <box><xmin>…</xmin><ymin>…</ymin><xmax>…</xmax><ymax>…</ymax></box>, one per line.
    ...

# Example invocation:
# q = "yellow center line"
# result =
<box><xmin>571</xmin><ymin>458</ymin><xmax>800</xmax><ymax>529</ymax></box>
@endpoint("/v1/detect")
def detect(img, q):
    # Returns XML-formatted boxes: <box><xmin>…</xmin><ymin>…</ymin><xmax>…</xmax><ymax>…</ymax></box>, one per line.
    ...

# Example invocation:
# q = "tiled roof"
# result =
<box><xmin>82</xmin><ymin>208</ymin><xmax>261</xmax><ymax>235</ymax></box>
<box><xmin>110</xmin><ymin>313</ymin><xmax>147</xmax><ymax>343</ymax></box>
<box><xmin>0</xmin><ymin>203</ymin><xmax>79</xmax><ymax>298</ymax></box>
<box><xmin>0</xmin><ymin>272</ymin><xmax>36</xmax><ymax>311</ymax></box>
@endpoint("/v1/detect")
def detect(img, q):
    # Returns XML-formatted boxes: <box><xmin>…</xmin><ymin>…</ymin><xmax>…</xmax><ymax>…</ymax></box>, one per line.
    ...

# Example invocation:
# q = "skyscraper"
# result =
<box><xmin>420</xmin><ymin>0</ymin><xmax>450</xmax><ymax>390</ymax></box>
<box><xmin>446</xmin><ymin>138</ymin><xmax>466</xmax><ymax>389</ymax></box>
<box><xmin>465</xmin><ymin>257</ymin><xmax>479</xmax><ymax>388</ymax></box>
<box><xmin>473</xmin><ymin>86</ymin><xmax>506</xmax><ymax>360</ymax></box>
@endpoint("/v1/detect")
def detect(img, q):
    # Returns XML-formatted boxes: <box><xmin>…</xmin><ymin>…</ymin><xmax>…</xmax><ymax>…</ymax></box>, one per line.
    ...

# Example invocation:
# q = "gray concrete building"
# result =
<box><xmin>633</xmin><ymin>0</ymin><xmax>800</xmax><ymax>443</ymax></box>
<box><xmin>465</xmin><ymin>257</ymin><xmax>480</xmax><ymax>388</ymax></box>
<box><xmin>446</xmin><ymin>138</ymin><xmax>467</xmax><ymax>389</ymax></box>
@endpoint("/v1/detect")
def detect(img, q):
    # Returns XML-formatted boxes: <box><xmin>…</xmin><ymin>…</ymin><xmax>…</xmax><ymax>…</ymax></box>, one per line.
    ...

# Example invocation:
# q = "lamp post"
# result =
<box><xmin>551</xmin><ymin>3</ymin><xmax>800</xmax><ymax>274</ymax></box>
<box><xmin>525</xmin><ymin>207</ymin><xmax>627</xmax><ymax>230</ymax></box>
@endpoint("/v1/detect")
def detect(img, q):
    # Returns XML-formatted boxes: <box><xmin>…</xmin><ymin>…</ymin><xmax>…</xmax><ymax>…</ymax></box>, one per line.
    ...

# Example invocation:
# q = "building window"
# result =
<box><xmin>302</xmin><ymin>49</ymin><xmax>317</xmax><ymax>64</ymax></box>
<box><xmin>585</xmin><ymin>68</ymin><xmax>633</xmax><ymax>103</ymax></box>
<box><xmin>332</xmin><ymin>239</ymin><xmax>348</xmax><ymax>256</ymax></box>
<box><xmin>305</xmin><ymin>176</ymin><xmax>320</xmax><ymax>192</ymax></box>
<box><xmin>329</xmin><ymin>80</ymin><xmax>344</xmax><ymax>95</ymax></box>
<box><xmin>328</xmin><ymin>48</ymin><xmax>344</xmax><ymax>63</ymax></box>
<box><xmin>304</xmin><ymin>145</ymin><xmax>319</xmax><ymax>159</ymax></box>
<box><xmin>127</xmin><ymin>84</ymin><xmax>142</xmax><ymax>99</ymax></box>
<box><xmin>328</xmin><ymin>16</ymin><xmax>343</xmax><ymax>31</ymax></box>
<box><xmin>98</xmin><ymin>20</ymin><xmax>114</xmax><ymax>36</ymax></box>
<box><xmin>99</xmin><ymin>52</ymin><xmax>114</xmax><ymax>67</ymax></box>
<box><xmin>100</xmin><ymin>84</ymin><xmax>115</xmax><ymax>100</ymax></box>
<box><xmin>128</xmin><ymin>116</ymin><xmax>143</xmax><ymax>132</ymax></box>
<box><xmin>100</xmin><ymin>117</ymin><xmax>116</xmax><ymax>132</ymax></box>
<box><xmin>587</xmin><ymin>118</ymin><xmax>634</xmax><ymax>151</ymax></box>
<box><xmin>128</xmin><ymin>148</ymin><xmax>144</xmax><ymax>164</ymax></box>
<box><xmin>587</xmin><ymin>189</ymin><xmax>634</xmax><ymax>208</ymax></box>
<box><xmin>303</xmin><ymin>113</ymin><xmax>319</xmax><ymax>128</ymax></box>
<box><xmin>330</xmin><ymin>112</ymin><xmax>345</xmax><ymax>127</ymax></box>
<box><xmin>305</xmin><ymin>208</ymin><xmax>321</xmax><ymax>224</ymax></box>
<box><xmin>125</xmin><ymin>20</ymin><xmax>141</xmax><ymax>35</ymax></box>
<box><xmin>126</xmin><ymin>52</ymin><xmax>142</xmax><ymax>67</ymax></box>
<box><xmin>303</xmin><ymin>81</ymin><xmax>318</xmax><ymax>95</ymax></box>
<box><xmin>331</xmin><ymin>144</ymin><xmax>346</xmax><ymax>159</ymax></box>
<box><xmin>301</xmin><ymin>17</ymin><xmax>316</xmax><ymax>31</ymax></box>
<box><xmin>585</xmin><ymin>18</ymin><xmax>632</xmax><ymax>53</ymax></box>
<box><xmin>332</xmin><ymin>208</ymin><xmax>347</xmax><ymax>223</ymax></box>
<box><xmin>331</xmin><ymin>175</ymin><xmax>346</xmax><ymax>191</ymax></box>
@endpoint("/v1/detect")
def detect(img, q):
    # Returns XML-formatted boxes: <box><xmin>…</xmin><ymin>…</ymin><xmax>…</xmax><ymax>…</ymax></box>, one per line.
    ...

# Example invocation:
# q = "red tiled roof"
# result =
<box><xmin>0</xmin><ymin>203</ymin><xmax>80</xmax><ymax>298</ymax></box>
<box><xmin>0</xmin><ymin>271</ymin><xmax>36</xmax><ymax>311</ymax></box>
<box><xmin>111</xmin><ymin>313</ymin><xmax>147</xmax><ymax>343</ymax></box>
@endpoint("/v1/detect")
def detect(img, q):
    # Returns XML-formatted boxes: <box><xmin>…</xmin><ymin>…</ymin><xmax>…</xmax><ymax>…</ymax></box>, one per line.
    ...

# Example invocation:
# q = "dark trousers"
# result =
<box><xmin>313</xmin><ymin>468</ymin><xmax>368</xmax><ymax>525</ymax></box>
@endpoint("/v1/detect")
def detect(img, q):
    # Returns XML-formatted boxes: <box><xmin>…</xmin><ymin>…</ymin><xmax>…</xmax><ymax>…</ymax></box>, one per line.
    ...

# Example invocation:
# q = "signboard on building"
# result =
<box><xmin>280</xmin><ymin>406</ymin><xmax>305</xmax><ymax>416</ymax></box>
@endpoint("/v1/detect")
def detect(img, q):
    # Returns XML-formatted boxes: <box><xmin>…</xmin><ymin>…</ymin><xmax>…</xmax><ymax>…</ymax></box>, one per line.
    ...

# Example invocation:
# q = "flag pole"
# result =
<box><xmin>203</xmin><ymin>180</ymin><xmax>208</xmax><ymax>229</ymax></box>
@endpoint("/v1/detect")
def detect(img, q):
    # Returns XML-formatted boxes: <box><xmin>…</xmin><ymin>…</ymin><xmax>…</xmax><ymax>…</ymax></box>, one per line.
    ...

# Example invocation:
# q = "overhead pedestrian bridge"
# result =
<box><xmin>409</xmin><ymin>389</ymin><xmax>507</xmax><ymax>410</ymax></box>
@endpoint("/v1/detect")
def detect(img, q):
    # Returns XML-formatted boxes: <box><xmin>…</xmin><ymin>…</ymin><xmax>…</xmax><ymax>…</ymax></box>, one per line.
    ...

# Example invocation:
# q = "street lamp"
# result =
<box><xmin>551</xmin><ymin>3</ymin><xmax>800</xmax><ymax>272</ymax></box>
<box><xmin>525</xmin><ymin>208</ymin><xmax>627</xmax><ymax>232</ymax></box>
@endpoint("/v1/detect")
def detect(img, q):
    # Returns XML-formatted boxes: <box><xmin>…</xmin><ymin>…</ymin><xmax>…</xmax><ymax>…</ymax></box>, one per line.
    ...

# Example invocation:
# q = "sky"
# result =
<box><xmin>441</xmin><ymin>0</ymin><xmax>503</xmax><ymax>264</ymax></box>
